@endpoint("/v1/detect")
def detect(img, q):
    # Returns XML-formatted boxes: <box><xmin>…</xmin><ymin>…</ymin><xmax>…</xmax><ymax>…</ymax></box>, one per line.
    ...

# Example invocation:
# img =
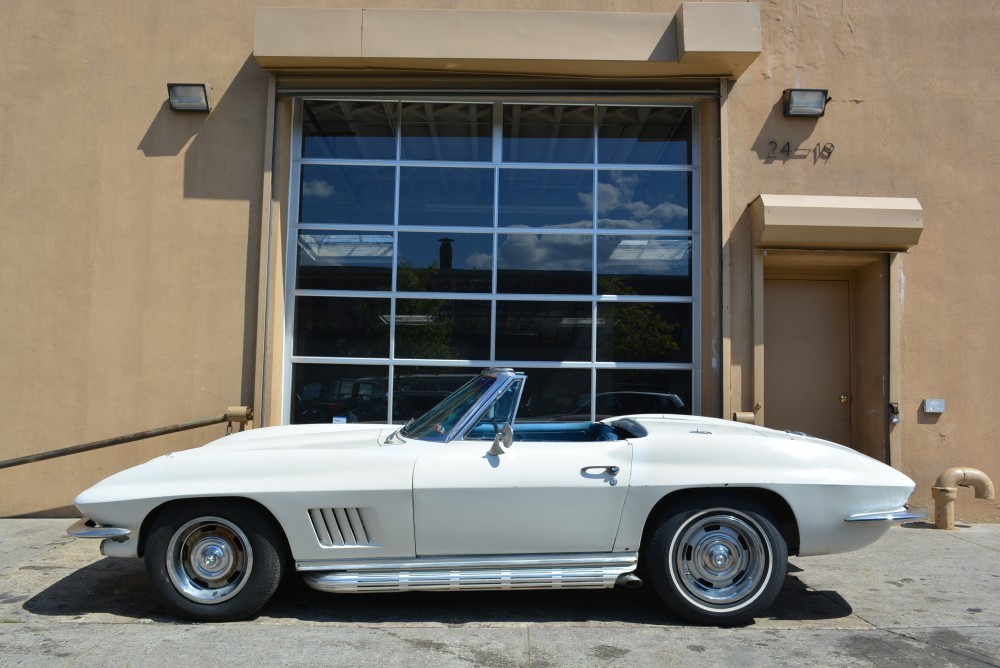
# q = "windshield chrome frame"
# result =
<box><xmin>448</xmin><ymin>368</ymin><xmax>524</xmax><ymax>443</ymax></box>
<box><xmin>396</xmin><ymin>368</ymin><xmax>525</xmax><ymax>444</ymax></box>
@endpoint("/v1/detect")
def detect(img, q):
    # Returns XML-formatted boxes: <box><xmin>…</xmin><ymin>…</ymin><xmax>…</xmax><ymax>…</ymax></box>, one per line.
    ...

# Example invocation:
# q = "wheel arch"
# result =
<box><xmin>639</xmin><ymin>487</ymin><xmax>800</xmax><ymax>558</ymax></box>
<box><xmin>137</xmin><ymin>496</ymin><xmax>291</xmax><ymax>559</ymax></box>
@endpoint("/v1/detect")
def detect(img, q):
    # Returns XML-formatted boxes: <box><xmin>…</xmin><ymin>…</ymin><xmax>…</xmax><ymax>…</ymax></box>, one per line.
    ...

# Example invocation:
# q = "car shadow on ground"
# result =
<box><xmin>21</xmin><ymin>557</ymin><xmax>852</xmax><ymax>626</ymax></box>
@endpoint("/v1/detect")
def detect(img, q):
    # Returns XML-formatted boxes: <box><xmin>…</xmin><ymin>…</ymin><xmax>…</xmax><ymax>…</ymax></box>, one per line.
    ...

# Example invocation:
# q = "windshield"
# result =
<box><xmin>400</xmin><ymin>374</ymin><xmax>497</xmax><ymax>442</ymax></box>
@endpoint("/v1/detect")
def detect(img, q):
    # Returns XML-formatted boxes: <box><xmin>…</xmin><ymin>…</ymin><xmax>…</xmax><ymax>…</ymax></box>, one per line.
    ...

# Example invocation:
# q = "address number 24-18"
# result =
<box><xmin>767</xmin><ymin>141</ymin><xmax>835</xmax><ymax>160</ymax></box>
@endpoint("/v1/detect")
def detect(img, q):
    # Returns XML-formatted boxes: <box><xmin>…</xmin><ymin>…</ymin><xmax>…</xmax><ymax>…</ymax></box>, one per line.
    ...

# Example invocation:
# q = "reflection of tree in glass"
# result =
<box><xmin>598</xmin><ymin>276</ymin><xmax>679</xmax><ymax>361</ymax></box>
<box><xmin>392</xmin><ymin>262</ymin><xmax>454</xmax><ymax>358</ymax></box>
<box><xmin>397</xmin><ymin>260</ymin><xmax>436</xmax><ymax>291</ymax></box>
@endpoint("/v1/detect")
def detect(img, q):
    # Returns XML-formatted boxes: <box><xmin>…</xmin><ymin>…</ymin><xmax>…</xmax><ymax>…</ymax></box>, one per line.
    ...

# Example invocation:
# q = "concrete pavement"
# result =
<box><xmin>0</xmin><ymin>519</ymin><xmax>997</xmax><ymax>667</ymax></box>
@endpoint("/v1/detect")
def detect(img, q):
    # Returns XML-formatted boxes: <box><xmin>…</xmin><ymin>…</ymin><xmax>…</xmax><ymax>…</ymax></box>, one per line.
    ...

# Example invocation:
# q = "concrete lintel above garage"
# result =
<box><xmin>252</xmin><ymin>4</ymin><xmax>761</xmax><ymax>78</ymax></box>
<box><xmin>750</xmin><ymin>194</ymin><xmax>924</xmax><ymax>252</ymax></box>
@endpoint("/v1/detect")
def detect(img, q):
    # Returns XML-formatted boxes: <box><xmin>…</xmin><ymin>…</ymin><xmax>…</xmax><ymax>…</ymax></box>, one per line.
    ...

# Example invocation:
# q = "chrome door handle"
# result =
<box><xmin>581</xmin><ymin>465</ymin><xmax>620</xmax><ymax>476</ymax></box>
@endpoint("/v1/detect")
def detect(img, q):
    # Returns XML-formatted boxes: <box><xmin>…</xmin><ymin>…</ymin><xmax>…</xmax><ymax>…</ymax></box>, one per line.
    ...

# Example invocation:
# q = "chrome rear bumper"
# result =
<box><xmin>844</xmin><ymin>508</ymin><xmax>927</xmax><ymax>523</ymax></box>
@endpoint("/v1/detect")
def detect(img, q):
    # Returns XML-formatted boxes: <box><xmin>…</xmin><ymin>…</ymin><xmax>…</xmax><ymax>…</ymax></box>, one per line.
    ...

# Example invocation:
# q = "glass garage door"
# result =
<box><xmin>285</xmin><ymin>99</ymin><xmax>700</xmax><ymax>424</ymax></box>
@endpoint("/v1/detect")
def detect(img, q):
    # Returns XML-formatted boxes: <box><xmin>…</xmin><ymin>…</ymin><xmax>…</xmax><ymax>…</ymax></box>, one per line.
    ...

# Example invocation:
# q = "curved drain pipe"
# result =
<box><xmin>931</xmin><ymin>467</ymin><xmax>995</xmax><ymax>529</ymax></box>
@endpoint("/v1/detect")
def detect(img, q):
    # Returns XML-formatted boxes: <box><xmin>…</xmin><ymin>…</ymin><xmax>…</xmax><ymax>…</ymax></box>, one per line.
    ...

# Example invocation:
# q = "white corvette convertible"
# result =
<box><xmin>69</xmin><ymin>368</ymin><xmax>922</xmax><ymax>625</ymax></box>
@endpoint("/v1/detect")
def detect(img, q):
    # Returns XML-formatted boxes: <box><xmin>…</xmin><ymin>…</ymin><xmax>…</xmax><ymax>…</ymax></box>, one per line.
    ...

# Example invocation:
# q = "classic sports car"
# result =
<box><xmin>69</xmin><ymin>368</ymin><xmax>922</xmax><ymax>625</ymax></box>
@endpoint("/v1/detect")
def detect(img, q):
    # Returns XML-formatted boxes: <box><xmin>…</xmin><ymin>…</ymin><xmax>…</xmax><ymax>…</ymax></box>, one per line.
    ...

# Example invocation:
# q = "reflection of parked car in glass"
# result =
<box><xmin>558</xmin><ymin>391</ymin><xmax>685</xmax><ymax>421</ymax></box>
<box><xmin>296</xmin><ymin>374</ymin><xmax>475</xmax><ymax>424</ymax></box>
<box><xmin>349</xmin><ymin>390</ymin><xmax>452</xmax><ymax>424</ymax></box>
<box><xmin>294</xmin><ymin>378</ymin><xmax>384</xmax><ymax>424</ymax></box>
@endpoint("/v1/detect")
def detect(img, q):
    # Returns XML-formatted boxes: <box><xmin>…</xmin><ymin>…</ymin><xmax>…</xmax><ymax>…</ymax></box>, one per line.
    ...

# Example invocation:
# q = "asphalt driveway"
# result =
<box><xmin>0</xmin><ymin>519</ymin><xmax>997</xmax><ymax>667</ymax></box>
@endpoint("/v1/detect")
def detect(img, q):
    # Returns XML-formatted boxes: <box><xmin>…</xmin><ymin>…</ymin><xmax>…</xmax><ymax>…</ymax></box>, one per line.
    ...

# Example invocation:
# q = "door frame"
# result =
<box><xmin>752</xmin><ymin>250</ymin><xmax>900</xmax><ymax>465</ymax></box>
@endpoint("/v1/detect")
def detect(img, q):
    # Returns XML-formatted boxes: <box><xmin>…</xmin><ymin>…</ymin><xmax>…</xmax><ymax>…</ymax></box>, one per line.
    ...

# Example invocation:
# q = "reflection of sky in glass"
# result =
<box><xmin>302</xmin><ymin>101</ymin><xmax>397</xmax><ymax>160</ymax></box>
<box><xmin>503</xmin><ymin>105</ymin><xmax>594</xmax><ymax>163</ymax></box>
<box><xmin>499</xmin><ymin>169</ymin><xmax>593</xmax><ymax>229</ymax></box>
<box><xmin>401</xmin><ymin>103</ymin><xmax>492</xmax><ymax>162</ymax></box>
<box><xmin>594</xmin><ymin>171</ymin><xmax>690</xmax><ymax>230</ymax></box>
<box><xmin>598</xmin><ymin>106</ymin><xmax>692</xmax><ymax>165</ymax></box>
<box><xmin>300</xmin><ymin>165</ymin><xmax>395</xmax><ymax>226</ymax></box>
<box><xmin>399</xmin><ymin>167</ymin><xmax>493</xmax><ymax>227</ymax></box>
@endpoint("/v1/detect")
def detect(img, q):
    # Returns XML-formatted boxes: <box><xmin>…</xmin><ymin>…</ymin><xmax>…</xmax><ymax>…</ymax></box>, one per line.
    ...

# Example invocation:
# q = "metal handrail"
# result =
<box><xmin>0</xmin><ymin>406</ymin><xmax>251</xmax><ymax>470</ymax></box>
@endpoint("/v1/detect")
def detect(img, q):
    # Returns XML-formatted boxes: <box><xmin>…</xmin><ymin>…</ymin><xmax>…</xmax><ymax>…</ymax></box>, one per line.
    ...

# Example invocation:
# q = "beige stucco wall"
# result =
<box><xmin>726</xmin><ymin>0</ymin><xmax>1000</xmax><ymax>521</ymax></box>
<box><xmin>0</xmin><ymin>1</ymin><xmax>270</xmax><ymax>515</ymax></box>
<box><xmin>1</xmin><ymin>0</ymin><xmax>997</xmax><ymax>522</ymax></box>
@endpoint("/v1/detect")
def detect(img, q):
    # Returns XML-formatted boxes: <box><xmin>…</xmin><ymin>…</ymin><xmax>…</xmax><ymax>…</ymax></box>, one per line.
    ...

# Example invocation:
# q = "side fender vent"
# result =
<box><xmin>308</xmin><ymin>507</ymin><xmax>372</xmax><ymax>547</ymax></box>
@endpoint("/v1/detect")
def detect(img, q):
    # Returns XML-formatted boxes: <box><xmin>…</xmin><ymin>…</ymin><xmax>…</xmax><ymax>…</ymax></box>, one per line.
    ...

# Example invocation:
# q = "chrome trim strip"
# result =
<box><xmin>67</xmin><ymin>517</ymin><xmax>131</xmax><ymax>542</ymax></box>
<box><xmin>299</xmin><ymin>552</ymin><xmax>639</xmax><ymax>594</ymax></box>
<box><xmin>295</xmin><ymin>551</ymin><xmax>637</xmax><ymax>573</ymax></box>
<box><xmin>844</xmin><ymin>508</ymin><xmax>928</xmax><ymax>523</ymax></box>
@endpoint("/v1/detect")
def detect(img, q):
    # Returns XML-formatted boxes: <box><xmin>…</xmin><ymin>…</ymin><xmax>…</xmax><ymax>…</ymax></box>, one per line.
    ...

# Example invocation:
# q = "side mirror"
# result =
<box><xmin>501</xmin><ymin>423</ymin><xmax>513</xmax><ymax>449</ymax></box>
<box><xmin>487</xmin><ymin>423</ymin><xmax>515</xmax><ymax>456</ymax></box>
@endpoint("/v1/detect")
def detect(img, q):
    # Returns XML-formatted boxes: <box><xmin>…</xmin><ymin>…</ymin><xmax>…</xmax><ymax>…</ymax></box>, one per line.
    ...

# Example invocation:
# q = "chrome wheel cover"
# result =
<box><xmin>669</xmin><ymin>510</ymin><xmax>770</xmax><ymax>610</ymax></box>
<box><xmin>166</xmin><ymin>516</ymin><xmax>254</xmax><ymax>604</ymax></box>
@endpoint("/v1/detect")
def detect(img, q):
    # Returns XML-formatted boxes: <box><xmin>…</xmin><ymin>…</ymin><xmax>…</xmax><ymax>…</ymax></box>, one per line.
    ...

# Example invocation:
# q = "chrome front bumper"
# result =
<box><xmin>67</xmin><ymin>517</ymin><xmax>131</xmax><ymax>542</ymax></box>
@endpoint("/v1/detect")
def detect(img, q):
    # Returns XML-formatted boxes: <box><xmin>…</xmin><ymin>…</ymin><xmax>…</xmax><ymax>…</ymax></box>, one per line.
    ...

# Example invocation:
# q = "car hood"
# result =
<box><xmin>196</xmin><ymin>422</ymin><xmax>393</xmax><ymax>454</ymax></box>
<box><xmin>74</xmin><ymin>423</ymin><xmax>413</xmax><ymax>512</ymax></box>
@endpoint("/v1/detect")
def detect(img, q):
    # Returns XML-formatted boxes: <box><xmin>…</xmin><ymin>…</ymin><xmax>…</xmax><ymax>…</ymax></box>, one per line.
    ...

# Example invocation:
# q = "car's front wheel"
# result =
<box><xmin>144</xmin><ymin>500</ymin><xmax>285</xmax><ymax>622</ymax></box>
<box><xmin>647</xmin><ymin>495</ymin><xmax>787</xmax><ymax>625</ymax></box>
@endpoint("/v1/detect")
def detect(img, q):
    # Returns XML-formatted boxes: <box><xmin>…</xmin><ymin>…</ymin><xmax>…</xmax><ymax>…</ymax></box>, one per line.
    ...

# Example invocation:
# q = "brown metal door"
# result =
<box><xmin>764</xmin><ymin>278</ymin><xmax>852</xmax><ymax>446</ymax></box>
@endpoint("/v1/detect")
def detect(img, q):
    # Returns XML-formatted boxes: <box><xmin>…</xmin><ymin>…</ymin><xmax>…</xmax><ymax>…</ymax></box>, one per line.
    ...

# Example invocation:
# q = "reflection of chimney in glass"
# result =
<box><xmin>438</xmin><ymin>237</ymin><xmax>454</xmax><ymax>270</ymax></box>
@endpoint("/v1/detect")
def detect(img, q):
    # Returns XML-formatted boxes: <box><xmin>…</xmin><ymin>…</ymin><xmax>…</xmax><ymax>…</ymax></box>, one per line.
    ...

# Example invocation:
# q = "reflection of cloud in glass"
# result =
<box><xmin>464</xmin><ymin>251</ymin><xmax>492</xmax><ymax>269</ymax></box>
<box><xmin>302</xmin><ymin>179</ymin><xmax>335</xmax><ymax>198</ymax></box>
<box><xmin>499</xmin><ymin>234</ymin><xmax>591</xmax><ymax>271</ymax></box>
<box><xmin>582</xmin><ymin>171</ymin><xmax>689</xmax><ymax>230</ymax></box>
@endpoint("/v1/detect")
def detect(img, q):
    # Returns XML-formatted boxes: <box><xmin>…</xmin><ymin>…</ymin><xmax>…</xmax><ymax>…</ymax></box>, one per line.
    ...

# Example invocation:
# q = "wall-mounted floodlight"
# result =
<box><xmin>167</xmin><ymin>83</ymin><xmax>212</xmax><ymax>112</ymax></box>
<box><xmin>782</xmin><ymin>88</ymin><xmax>830</xmax><ymax>118</ymax></box>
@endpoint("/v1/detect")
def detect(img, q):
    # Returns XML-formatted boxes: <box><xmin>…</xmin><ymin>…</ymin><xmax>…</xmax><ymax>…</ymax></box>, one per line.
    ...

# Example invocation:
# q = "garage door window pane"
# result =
<box><xmin>392</xmin><ymin>366</ymin><xmax>479</xmax><ymax>423</ymax></box>
<box><xmin>503</xmin><ymin>105</ymin><xmax>594</xmax><ymax>164</ymax></box>
<box><xmin>596</xmin><ymin>369</ymin><xmax>691</xmax><ymax>417</ymax></box>
<box><xmin>596</xmin><ymin>302</ymin><xmax>692</xmax><ymax>363</ymax></box>
<box><xmin>401</xmin><ymin>102</ymin><xmax>493</xmax><ymax>162</ymax></box>
<box><xmin>597</xmin><ymin>236</ymin><xmax>692</xmax><ymax>296</ymax></box>
<box><xmin>291</xmin><ymin>363</ymin><xmax>388</xmax><ymax>424</ymax></box>
<box><xmin>397</xmin><ymin>232</ymin><xmax>493</xmax><ymax>293</ymax></box>
<box><xmin>498</xmin><ymin>234</ymin><xmax>592</xmax><ymax>294</ymax></box>
<box><xmin>297</xmin><ymin>231</ymin><xmax>393</xmax><ymax>291</ymax></box>
<box><xmin>516</xmin><ymin>368</ymin><xmax>594</xmax><ymax>421</ymax></box>
<box><xmin>294</xmin><ymin>297</ymin><xmax>389</xmax><ymax>358</ymax></box>
<box><xmin>496</xmin><ymin>301</ymin><xmax>591</xmax><ymax>361</ymax></box>
<box><xmin>302</xmin><ymin>101</ymin><xmax>397</xmax><ymax>160</ymax></box>
<box><xmin>498</xmin><ymin>169</ymin><xmax>593</xmax><ymax>229</ymax></box>
<box><xmin>399</xmin><ymin>167</ymin><xmax>494</xmax><ymax>227</ymax></box>
<box><xmin>300</xmin><ymin>165</ymin><xmax>395</xmax><ymax>226</ymax></box>
<box><xmin>596</xmin><ymin>171</ymin><xmax>691</xmax><ymax>230</ymax></box>
<box><xmin>395</xmin><ymin>299</ymin><xmax>490</xmax><ymax>360</ymax></box>
<box><xmin>598</xmin><ymin>106</ymin><xmax>692</xmax><ymax>165</ymax></box>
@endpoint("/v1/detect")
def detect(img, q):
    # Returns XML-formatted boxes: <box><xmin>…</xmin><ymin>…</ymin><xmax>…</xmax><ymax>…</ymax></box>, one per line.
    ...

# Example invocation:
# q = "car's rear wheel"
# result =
<box><xmin>647</xmin><ymin>495</ymin><xmax>787</xmax><ymax>625</ymax></box>
<box><xmin>144</xmin><ymin>500</ymin><xmax>285</xmax><ymax>622</ymax></box>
